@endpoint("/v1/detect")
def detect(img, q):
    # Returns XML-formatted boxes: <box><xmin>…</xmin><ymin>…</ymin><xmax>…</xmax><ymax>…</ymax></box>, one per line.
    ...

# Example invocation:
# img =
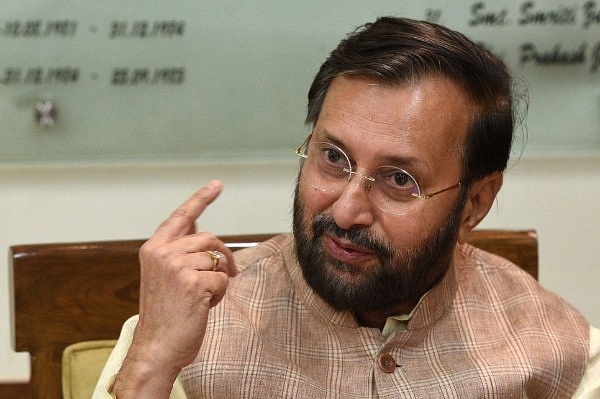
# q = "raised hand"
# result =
<box><xmin>113</xmin><ymin>180</ymin><xmax>236</xmax><ymax>398</ymax></box>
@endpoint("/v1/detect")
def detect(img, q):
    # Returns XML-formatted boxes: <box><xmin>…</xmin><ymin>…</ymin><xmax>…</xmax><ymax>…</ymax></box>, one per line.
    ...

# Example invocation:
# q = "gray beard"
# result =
<box><xmin>292</xmin><ymin>179</ymin><xmax>466</xmax><ymax>313</ymax></box>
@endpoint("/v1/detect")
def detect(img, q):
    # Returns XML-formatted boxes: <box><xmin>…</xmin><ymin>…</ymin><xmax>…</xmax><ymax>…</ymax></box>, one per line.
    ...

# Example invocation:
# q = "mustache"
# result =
<box><xmin>312</xmin><ymin>213</ymin><xmax>392</xmax><ymax>259</ymax></box>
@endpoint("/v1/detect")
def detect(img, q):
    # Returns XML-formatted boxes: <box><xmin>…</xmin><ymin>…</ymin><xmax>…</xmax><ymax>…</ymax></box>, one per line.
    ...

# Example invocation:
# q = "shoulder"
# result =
<box><xmin>456</xmin><ymin>243</ymin><xmax>589</xmax><ymax>334</ymax></box>
<box><xmin>454</xmin><ymin>244</ymin><xmax>591</xmax><ymax>394</ymax></box>
<box><xmin>458</xmin><ymin>243</ymin><xmax>540</xmax><ymax>289</ymax></box>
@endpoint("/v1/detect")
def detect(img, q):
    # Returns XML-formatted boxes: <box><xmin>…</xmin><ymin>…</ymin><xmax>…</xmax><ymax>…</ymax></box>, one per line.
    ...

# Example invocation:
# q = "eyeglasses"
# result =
<box><xmin>295</xmin><ymin>134</ymin><xmax>464</xmax><ymax>216</ymax></box>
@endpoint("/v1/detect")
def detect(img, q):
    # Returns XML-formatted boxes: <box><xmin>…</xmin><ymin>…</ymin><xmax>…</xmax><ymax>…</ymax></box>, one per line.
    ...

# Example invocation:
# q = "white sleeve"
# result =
<box><xmin>92</xmin><ymin>315</ymin><xmax>188</xmax><ymax>399</ymax></box>
<box><xmin>572</xmin><ymin>325</ymin><xmax>600</xmax><ymax>398</ymax></box>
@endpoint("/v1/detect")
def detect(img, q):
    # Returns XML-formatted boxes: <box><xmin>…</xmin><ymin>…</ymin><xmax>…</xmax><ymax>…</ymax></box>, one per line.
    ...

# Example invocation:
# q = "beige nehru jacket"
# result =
<box><xmin>95</xmin><ymin>234</ymin><xmax>599</xmax><ymax>398</ymax></box>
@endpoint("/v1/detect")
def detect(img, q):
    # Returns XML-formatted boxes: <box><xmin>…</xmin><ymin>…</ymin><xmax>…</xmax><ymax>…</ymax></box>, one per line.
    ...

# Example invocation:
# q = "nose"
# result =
<box><xmin>330</xmin><ymin>171</ymin><xmax>376</xmax><ymax>229</ymax></box>
<box><xmin>344</xmin><ymin>168</ymin><xmax>375</xmax><ymax>186</ymax></box>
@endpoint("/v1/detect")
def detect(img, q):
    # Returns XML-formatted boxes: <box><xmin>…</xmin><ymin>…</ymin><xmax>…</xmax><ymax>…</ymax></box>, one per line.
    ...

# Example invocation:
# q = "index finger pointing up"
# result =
<box><xmin>153</xmin><ymin>180</ymin><xmax>223</xmax><ymax>242</ymax></box>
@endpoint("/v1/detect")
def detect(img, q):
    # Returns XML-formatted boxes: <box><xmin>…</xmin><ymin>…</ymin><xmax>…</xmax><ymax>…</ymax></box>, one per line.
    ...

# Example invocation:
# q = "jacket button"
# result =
<box><xmin>378</xmin><ymin>353</ymin><xmax>397</xmax><ymax>373</ymax></box>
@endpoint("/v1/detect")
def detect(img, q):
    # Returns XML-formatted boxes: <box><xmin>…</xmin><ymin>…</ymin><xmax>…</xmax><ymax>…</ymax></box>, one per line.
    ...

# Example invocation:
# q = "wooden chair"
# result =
<box><xmin>9</xmin><ymin>230</ymin><xmax>537</xmax><ymax>399</ymax></box>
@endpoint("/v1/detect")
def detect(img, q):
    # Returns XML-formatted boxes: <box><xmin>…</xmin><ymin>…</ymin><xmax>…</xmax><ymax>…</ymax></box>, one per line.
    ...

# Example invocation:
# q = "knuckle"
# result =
<box><xmin>198</xmin><ymin>231</ymin><xmax>219</xmax><ymax>243</ymax></box>
<box><xmin>139</xmin><ymin>241</ymin><xmax>172</xmax><ymax>265</ymax></box>
<box><xmin>139</xmin><ymin>241</ymin><xmax>155</xmax><ymax>260</ymax></box>
<box><xmin>153</xmin><ymin>244</ymin><xmax>173</xmax><ymax>260</ymax></box>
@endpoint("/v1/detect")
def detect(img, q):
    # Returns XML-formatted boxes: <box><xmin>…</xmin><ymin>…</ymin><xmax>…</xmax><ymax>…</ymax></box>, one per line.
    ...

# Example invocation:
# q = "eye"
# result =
<box><xmin>393</xmin><ymin>171</ymin><xmax>412</xmax><ymax>187</ymax></box>
<box><xmin>376</xmin><ymin>166</ymin><xmax>420</xmax><ymax>199</ymax></box>
<box><xmin>384</xmin><ymin>168</ymin><xmax>417</xmax><ymax>190</ymax></box>
<box><xmin>306</xmin><ymin>142</ymin><xmax>350</xmax><ymax>181</ymax></box>
<box><xmin>313</xmin><ymin>143</ymin><xmax>348</xmax><ymax>168</ymax></box>
<box><xmin>324</xmin><ymin>147</ymin><xmax>344</xmax><ymax>164</ymax></box>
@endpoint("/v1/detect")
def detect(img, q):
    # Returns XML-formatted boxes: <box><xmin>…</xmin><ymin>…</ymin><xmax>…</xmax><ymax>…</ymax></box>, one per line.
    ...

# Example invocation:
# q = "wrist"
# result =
<box><xmin>113</xmin><ymin>344</ymin><xmax>181</xmax><ymax>399</ymax></box>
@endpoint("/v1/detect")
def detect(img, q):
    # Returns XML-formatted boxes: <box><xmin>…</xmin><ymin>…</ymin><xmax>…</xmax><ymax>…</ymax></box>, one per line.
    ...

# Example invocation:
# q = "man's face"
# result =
<box><xmin>293</xmin><ymin>75</ymin><xmax>473</xmax><ymax>314</ymax></box>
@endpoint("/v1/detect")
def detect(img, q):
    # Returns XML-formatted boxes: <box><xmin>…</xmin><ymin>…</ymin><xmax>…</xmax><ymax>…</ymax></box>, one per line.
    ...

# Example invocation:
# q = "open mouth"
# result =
<box><xmin>323</xmin><ymin>233</ymin><xmax>377</xmax><ymax>265</ymax></box>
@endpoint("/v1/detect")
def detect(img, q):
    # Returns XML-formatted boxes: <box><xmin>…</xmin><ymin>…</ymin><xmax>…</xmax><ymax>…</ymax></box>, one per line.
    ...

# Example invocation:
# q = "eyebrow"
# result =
<box><xmin>320</xmin><ymin>131</ymin><xmax>425</xmax><ymax>170</ymax></box>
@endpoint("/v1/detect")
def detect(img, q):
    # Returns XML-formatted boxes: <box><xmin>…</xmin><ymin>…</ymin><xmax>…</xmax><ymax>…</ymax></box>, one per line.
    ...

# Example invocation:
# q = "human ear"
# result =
<box><xmin>457</xmin><ymin>172</ymin><xmax>503</xmax><ymax>244</ymax></box>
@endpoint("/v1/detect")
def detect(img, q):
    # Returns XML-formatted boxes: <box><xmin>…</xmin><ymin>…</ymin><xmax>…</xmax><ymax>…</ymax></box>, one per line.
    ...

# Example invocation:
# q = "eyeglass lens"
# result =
<box><xmin>299</xmin><ymin>141</ymin><xmax>422</xmax><ymax>215</ymax></box>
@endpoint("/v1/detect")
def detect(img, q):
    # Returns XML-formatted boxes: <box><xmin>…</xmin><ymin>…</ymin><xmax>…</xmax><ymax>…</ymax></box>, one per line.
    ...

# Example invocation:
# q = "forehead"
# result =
<box><xmin>313</xmin><ymin>75</ymin><xmax>473</xmax><ymax>175</ymax></box>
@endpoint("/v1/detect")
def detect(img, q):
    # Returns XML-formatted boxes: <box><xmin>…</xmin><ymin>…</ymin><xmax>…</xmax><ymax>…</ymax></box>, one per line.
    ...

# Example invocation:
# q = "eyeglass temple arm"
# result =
<box><xmin>413</xmin><ymin>181</ymin><xmax>463</xmax><ymax>200</ymax></box>
<box><xmin>296</xmin><ymin>134</ymin><xmax>313</xmax><ymax>157</ymax></box>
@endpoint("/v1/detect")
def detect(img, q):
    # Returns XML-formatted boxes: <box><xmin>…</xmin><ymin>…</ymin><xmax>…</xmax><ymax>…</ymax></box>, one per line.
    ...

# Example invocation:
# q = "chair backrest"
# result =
<box><xmin>10</xmin><ymin>230</ymin><xmax>537</xmax><ymax>399</ymax></box>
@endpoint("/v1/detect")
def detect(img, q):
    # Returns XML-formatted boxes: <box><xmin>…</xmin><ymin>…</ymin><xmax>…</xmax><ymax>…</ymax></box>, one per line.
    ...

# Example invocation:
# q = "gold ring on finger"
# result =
<box><xmin>206</xmin><ymin>250</ymin><xmax>222</xmax><ymax>271</ymax></box>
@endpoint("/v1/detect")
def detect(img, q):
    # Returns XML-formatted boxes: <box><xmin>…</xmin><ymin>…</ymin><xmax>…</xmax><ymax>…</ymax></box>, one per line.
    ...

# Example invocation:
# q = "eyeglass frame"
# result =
<box><xmin>295</xmin><ymin>133</ymin><xmax>467</xmax><ymax>205</ymax></box>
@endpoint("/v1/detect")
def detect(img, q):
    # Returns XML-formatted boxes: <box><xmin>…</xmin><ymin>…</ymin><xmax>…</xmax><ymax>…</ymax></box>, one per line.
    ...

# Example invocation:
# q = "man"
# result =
<box><xmin>96</xmin><ymin>17</ymin><xmax>599</xmax><ymax>398</ymax></box>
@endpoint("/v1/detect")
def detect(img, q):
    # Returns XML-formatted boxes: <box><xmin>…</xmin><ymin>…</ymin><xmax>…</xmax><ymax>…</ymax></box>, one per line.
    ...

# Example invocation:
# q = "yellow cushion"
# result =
<box><xmin>62</xmin><ymin>340</ymin><xmax>117</xmax><ymax>399</ymax></box>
